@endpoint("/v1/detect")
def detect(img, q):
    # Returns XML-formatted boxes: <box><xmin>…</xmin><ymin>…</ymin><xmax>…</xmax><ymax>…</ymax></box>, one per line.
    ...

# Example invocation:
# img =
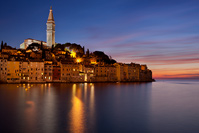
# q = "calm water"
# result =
<box><xmin>0</xmin><ymin>80</ymin><xmax>199</xmax><ymax>133</ymax></box>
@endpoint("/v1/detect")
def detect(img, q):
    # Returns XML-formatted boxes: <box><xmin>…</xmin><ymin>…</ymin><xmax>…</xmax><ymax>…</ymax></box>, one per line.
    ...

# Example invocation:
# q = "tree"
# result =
<box><xmin>42</xmin><ymin>50</ymin><xmax>46</xmax><ymax>59</ymax></box>
<box><xmin>4</xmin><ymin>42</ymin><xmax>7</xmax><ymax>47</ymax></box>
<box><xmin>86</xmin><ymin>49</ymin><xmax>90</xmax><ymax>57</ymax></box>
<box><xmin>41</xmin><ymin>41</ymin><xmax>43</xmax><ymax>50</ymax></box>
<box><xmin>83</xmin><ymin>46</ymin><xmax>85</xmax><ymax>55</ymax></box>
<box><xmin>51</xmin><ymin>44</ymin><xmax>54</xmax><ymax>52</ymax></box>
<box><xmin>1</xmin><ymin>41</ymin><xmax>3</xmax><ymax>50</ymax></box>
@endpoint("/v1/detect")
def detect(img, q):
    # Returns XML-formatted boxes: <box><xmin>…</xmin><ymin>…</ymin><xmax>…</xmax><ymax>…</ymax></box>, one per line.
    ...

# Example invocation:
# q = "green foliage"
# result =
<box><xmin>93</xmin><ymin>51</ymin><xmax>116</xmax><ymax>64</ymax></box>
<box><xmin>1</xmin><ymin>41</ymin><xmax>3</xmax><ymax>50</ymax></box>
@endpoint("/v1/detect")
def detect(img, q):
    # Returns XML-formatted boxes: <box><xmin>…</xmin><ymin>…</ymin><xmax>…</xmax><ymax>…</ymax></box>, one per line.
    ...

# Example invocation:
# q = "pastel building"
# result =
<box><xmin>107</xmin><ymin>66</ymin><xmax>117</xmax><ymax>81</ymax></box>
<box><xmin>94</xmin><ymin>66</ymin><xmax>108</xmax><ymax>82</ymax></box>
<box><xmin>6</xmin><ymin>61</ymin><xmax>20</xmax><ymax>83</ymax></box>
<box><xmin>114</xmin><ymin>63</ymin><xmax>124</xmax><ymax>81</ymax></box>
<box><xmin>0</xmin><ymin>59</ymin><xmax>7</xmax><ymax>82</ymax></box>
<box><xmin>28</xmin><ymin>61</ymin><xmax>44</xmax><ymax>83</ymax></box>
<box><xmin>44</xmin><ymin>61</ymin><xmax>53</xmax><ymax>82</ymax></box>
<box><xmin>61</xmin><ymin>62</ymin><xmax>79</xmax><ymax>82</ymax></box>
<box><xmin>79</xmin><ymin>64</ymin><xmax>95</xmax><ymax>82</ymax></box>
<box><xmin>20</xmin><ymin>61</ymin><xmax>30</xmax><ymax>82</ymax></box>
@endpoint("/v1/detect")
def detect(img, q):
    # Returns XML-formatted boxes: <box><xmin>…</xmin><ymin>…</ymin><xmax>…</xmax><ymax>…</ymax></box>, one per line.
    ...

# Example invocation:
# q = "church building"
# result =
<box><xmin>20</xmin><ymin>7</ymin><xmax>55</xmax><ymax>49</ymax></box>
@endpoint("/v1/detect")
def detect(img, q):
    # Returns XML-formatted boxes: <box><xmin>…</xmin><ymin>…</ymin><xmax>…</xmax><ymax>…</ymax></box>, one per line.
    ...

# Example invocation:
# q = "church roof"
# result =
<box><xmin>47</xmin><ymin>6</ymin><xmax>54</xmax><ymax>22</ymax></box>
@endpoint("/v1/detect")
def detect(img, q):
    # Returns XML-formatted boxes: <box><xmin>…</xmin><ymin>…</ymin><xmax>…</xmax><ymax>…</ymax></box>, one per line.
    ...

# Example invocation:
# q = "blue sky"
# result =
<box><xmin>0</xmin><ymin>0</ymin><xmax>199</xmax><ymax>78</ymax></box>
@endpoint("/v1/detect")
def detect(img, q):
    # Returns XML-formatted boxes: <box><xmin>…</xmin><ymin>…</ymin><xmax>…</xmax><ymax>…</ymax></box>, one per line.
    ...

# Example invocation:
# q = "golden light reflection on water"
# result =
<box><xmin>69</xmin><ymin>83</ymin><xmax>96</xmax><ymax>133</ymax></box>
<box><xmin>89</xmin><ymin>84</ymin><xmax>95</xmax><ymax>129</ymax></box>
<box><xmin>69</xmin><ymin>84</ymin><xmax>85</xmax><ymax>133</ymax></box>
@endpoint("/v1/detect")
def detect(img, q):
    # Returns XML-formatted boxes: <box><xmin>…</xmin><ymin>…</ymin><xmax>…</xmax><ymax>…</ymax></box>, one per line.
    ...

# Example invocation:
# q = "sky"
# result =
<box><xmin>0</xmin><ymin>0</ymin><xmax>198</xmax><ymax>79</ymax></box>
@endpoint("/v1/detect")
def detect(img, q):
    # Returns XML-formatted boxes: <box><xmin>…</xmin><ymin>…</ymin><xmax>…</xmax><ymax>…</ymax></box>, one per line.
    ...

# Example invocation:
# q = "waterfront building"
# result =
<box><xmin>94</xmin><ymin>66</ymin><xmax>108</xmax><ymax>82</ymax></box>
<box><xmin>140</xmin><ymin>65</ymin><xmax>153</xmax><ymax>81</ymax></box>
<box><xmin>7</xmin><ymin>61</ymin><xmax>20</xmax><ymax>83</ymax></box>
<box><xmin>28</xmin><ymin>61</ymin><xmax>44</xmax><ymax>83</ymax></box>
<box><xmin>53</xmin><ymin>65</ymin><xmax>61</xmax><ymax>82</ymax></box>
<box><xmin>114</xmin><ymin>63</ymin><xmax>124</xmax><ymax>81</ymax></box>
<box><xmin>123</xmin><ymin>64</ymin><xmax>139</xmax><ymax>81</ymax></box>
<box><xmin>79</xmin><ymin>64</ymin><xmax>95</xmax><ymax>82</ymax></box>
<box><xmin>0</xmin><ymin>59</ymin><xmax>7</xmax><ymax>82</ymax></box>
<box><xmin>44</xmin><ymin>61</ymin><xmax>53</xmax><ymax>82</ymax></box>
<box><xmin>130</xmin><ymin>63</ymin><xmax>141</xmax><ymax>81</ymax></box>
<box><xmin>20</xmin><ymin>61</ymin><xmax>30</xmax><ymax>82</ymax></box>
<box><xmin>61</xmin><ymin>61</ymin><xmax>79</xmax><ymax>82</ymax></box>
<box><xmin>107</xmin><ymin>66</ymin><xmax>117</xmax><ymax>82</ymax></box>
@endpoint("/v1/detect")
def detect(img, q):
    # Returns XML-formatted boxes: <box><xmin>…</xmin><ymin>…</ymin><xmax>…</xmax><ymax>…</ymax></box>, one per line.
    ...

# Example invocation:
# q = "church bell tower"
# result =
<box><xmin>46</xmin><ymin>6</ymin><xmax>55</xmax><ymax>47</ymax></box>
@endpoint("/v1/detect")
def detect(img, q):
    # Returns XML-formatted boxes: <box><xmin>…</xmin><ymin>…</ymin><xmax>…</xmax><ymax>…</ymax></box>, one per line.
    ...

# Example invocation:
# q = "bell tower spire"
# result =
<box><xmin>46</xmin><ymin>6</ymin><xmax>55</xmax><ymax>47</ymax></box>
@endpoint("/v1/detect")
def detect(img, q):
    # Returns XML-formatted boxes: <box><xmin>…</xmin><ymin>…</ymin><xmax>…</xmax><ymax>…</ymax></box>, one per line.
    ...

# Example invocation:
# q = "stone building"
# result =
<box><xmin>6</xmin><ymin>61</ymin><xmax>20</xmax><ymax>83</ymax></box>
<box><xmin>20</xmin><ymin>39</ymin><xmax>47</xmax><ymax>49</ymax></box>
<box><xmin>114</xmin><ymin>63</ymin><xmax>124</xmax><ymax>81</ymax></box>
<box><xmin>46</xmin><ymin>7</ymin><xmax>55</xmax><ymax>47</ymax></box>
<box><xmin>28</xmin><ymin>60</ymin><xmax>44</xmax><ymax>83</ymax></box>
<box><xmin>20</xmin><ymin>61</ymin><xmax>30</xmax><ymax>82</ymax></box>
<box><xmin>44</xmin><ymin>61</ymin><xmax>53</xmax><ymax>82</ymax></box>
<box><xmin>53</xmin><ymin>65</ymin><xmax>61</xmax><ymax>82</ymax></box>
<box><xmin>61</xmin><ymin>61</ymin><xmax>79</xmax><ymax>82</ymax></box>
<box><xmin>0</xmin><ymin>58</ymin><xmax>7</xmax><ymax>82</ymax></box>
<box><xmin>20</xmin><ymin>6</ymin><xmax>55</xmax><ymax>49</ymax></box>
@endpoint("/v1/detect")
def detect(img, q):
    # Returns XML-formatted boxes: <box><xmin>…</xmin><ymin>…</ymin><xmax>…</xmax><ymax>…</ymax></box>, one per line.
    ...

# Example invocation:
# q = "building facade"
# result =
<box><xmin>46</xmin><ymin>7</ymin><xmax>55</xmax><ymax>47</ymax></box>
<box><xmin>20</xmin><ymin>39</ymin><xmax>47</xmax><ymax>49</ymax></box>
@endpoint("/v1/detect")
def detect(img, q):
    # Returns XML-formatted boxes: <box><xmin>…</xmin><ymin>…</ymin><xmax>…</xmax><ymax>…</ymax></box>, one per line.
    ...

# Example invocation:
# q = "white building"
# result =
<box><xmin>20</xmin><ymin>7</ymin><xmax>55</xmax><ymax>49</ymax></box>
<box><xmin>20</xmin><ymin>39</ymin><xmax>47</xmax><ymax>49</ymax></box>
<box><xmin>46</xmin><ymin>6</ymin><xmax>55</xmax><ymax>47</ymax></box>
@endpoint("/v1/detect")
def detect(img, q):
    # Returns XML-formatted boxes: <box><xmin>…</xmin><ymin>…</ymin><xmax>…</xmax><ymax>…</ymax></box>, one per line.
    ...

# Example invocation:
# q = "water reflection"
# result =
<box><xmin>69</xmin><ymin>83</ymin><xmax>96</xmax><ymax>133</ymax></box>
<box><xmin>69</xmin><ymin>84</ymin><xmax>85</xmax><ymax>133</ymax></box>
<box><xmin>3</xmin><ymin>81</ymin><xmax>198</xmax><ymax>133</ymax></box>
<box><xmin>25</xmin><ymin>101</ymin><xmax>36</xmax><ymax>132</ymax></box>
<box><xmin>19</xmin><ymin>83</ymin><xmax>58</xmax><ymax>133</ymax></box>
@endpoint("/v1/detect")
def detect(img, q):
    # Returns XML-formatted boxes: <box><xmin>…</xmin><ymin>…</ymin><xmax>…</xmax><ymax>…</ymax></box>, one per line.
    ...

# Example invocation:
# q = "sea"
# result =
<box><xmin>0</xmin><ymin>79</ymin><xmax>199</xmax><ymax>133</ymax></box>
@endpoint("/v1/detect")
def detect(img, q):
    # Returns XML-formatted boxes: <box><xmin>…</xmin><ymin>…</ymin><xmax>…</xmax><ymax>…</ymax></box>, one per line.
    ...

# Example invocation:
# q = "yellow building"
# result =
<box><xmin>114</xmin><ymin>63</ymin><xmax>124</xmax><ymax>81</ymax></box>
<box><xmin>7</xmin><ymin>61</ymin><xmax>20</xmax><ymax>83</ymax></box>
<box><xmin>94</xmin><ymin>66</ymin><xmax>108</xmax><ymax>82</ymax></box>
<box><xmin>123</xmin><ymin>64</ymin><xmax>138</xmax><ymax>81</ymax></box>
